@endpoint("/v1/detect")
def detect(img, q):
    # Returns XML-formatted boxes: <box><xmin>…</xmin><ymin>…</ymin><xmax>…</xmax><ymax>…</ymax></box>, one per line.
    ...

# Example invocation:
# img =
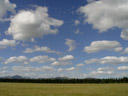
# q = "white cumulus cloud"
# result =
<box><xmin>91</xmin><ymin>69</ymin><xmax>113</xmax><ymax>75</ymax></box>
<box><xmin>0</xmin><ymin>39</ymin><xmax>17</xmax><ymax>49</ymax></box>
<box><xmin>51</xmin><ymin>55</ymin><xmax>74</xmax><ymax>66</ymax></box>
<box><xmin>58</xmin><ymin>55</ymin><xmax>74</xmax><ymax>61</ymax></box>
<box><xmin>65</xmin><ymin>39</ymin><xmax>76</xmax><ymax>52</ymax></box>
<box><xmin>29</xmin><ymin>56</ymin><xmax>56</xmax><ymax>63</ymax></box>
<box><xmin>117</xmin><ymin>66</ymin><xmax>128</xmax><ymax>70</ymax></box>
<box><xmin>78</xmin><ymin>0</ymin><xmax>128</xmax><ymax>40</ymax></box>
<box><xmin>6</xmin><ymin>6</ymin><xmax>64</xmax><ymax>41</ymax></box>
<box><xmin>122</xmin><ymin>47</ymin><xmax>128</xmax><ymax>54</ymax></box>
<box><xmin>23</xmin><ymin>46</ymin><xmax>60</xmax><ymax>54</ymax></box>
<box><xmin>87</xmin><ymin>67</ymin><xmax>114</xmax><ymax>76</ymax></box>
<box><xmin>66</xmin><ymin>67</ymin><xmax>75</xmax><ymax>71</ymax></box>
<box><xmin>57</xmin><ymin>67</ymin><xmax>76</xmax><ymax>72</ymax></box>
<box><xmin>85</xmin><ymin>56</ymin><xmax>128</xmax><ymax>64</ymax></box>
<box><xmin>4</xmin><ymin>55</ymin><xmax>56</xmax><ymax>64</ymax></box>
<box><xmin>74</xmin><ymin>20</ymin><xmax>80</xmax><ymax>26</ymax></box>
<box><xmin>76</xmin><ymin>63</ymin><xmax>84</xmax><ymax>67</ymax></box>
<box><xmin>84</xmin><ymin>40</ymin><xmax>122</xmax><ymax>53</ymax></box>
<box><xmin>12</xmin><ymin>66</ymin><xmax>56</xmax><ymax>72</ymax></box>
<box><xmin>4</xmin><ymin>56</ymin><xmax>28</xmax><ymax>64</ymax></box>
<box><xmin>51</xmin><ymin>61</ymin><xmax>72</xmax><ymax>66</ymax></box>
<box><xmin>0</xmin><ymin>0</ymin><xmax>16</xmax><ymax>19</ymax></box>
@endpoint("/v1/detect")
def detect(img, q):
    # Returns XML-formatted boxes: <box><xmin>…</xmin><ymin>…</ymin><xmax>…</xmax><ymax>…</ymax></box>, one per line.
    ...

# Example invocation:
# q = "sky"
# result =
<box><xmin>0</xmin><ymin>0</ymin><xmax>128</xmax><ymax>78</ymax></box>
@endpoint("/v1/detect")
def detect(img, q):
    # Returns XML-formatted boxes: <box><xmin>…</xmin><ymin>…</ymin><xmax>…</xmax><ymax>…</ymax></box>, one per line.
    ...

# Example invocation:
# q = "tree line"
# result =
<box><xmin>0</xmin><ymin>77</ymin><xmax>128</xmax><ymax>83</ymax></box>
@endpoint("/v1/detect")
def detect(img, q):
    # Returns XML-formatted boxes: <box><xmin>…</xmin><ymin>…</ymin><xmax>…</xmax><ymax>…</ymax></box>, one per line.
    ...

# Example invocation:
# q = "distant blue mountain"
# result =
<box><xmin>0</xmin><ymin>75</ymin><xmax>25</xmax><ymax>79</ymax></box>
<box><xmin>0</xmin><ymin>75</ymin><xmax>69</xmax><ymax>80</ymax></box>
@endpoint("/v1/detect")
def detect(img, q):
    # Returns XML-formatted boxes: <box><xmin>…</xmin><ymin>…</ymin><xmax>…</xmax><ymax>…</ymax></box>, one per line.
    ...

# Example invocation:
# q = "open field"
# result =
<box><xmin>0</xmin><ymin>83</ymin><xmax>128</xmax><ymax>96</ymax></box>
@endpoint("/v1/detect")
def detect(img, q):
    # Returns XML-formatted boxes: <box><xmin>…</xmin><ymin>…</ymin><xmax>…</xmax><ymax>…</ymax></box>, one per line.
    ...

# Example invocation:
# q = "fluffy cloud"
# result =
<box><xmin>29</xmin><ymin>56</ymin><xmax>55</xmax><ymax>63</ymax></box>
<box><xmin>0</xmin><ymin>67</ymin><xmax>8</xmax><ymax>70</ymax></box>
<box><xmin>84</xmin><ymin>40</ymin><xmax>122</xmax><ymax>53</ymax></box>
<box><xmin>97</xmin><ymin>67</ymin><xmax>113</xmax><ymax>71</ymax></box>
<box><xmin>0</xmin><ymin>0</ymin><xmax>16</xmax><ymax>19</ymax></box>
<box><xmin>91</xmin><ymin>70</ymin><xmax>113</xmax><ymax>75</ymax></box>
<box><xmin>12</xmin><ymin>66</ymin><xmax>56</xmax><ymax>72</ymax></box>
<box><xmin>83</xmin><ymin>67</ymin><xmax>114</xmax><ymax>77</ymax></box>
<box><xmin>65</xmin><ymin>39</ymin><xmax>76</xmax><ymax>52</ymax></box>
<box><xmin>117</xmin><ymin>66</ymin><xmax>128</xmax><ymax>70</ymax></box>
<box><xmin>85</xmin><ymin>67</ymin><xmax>114</xmax><ymax>77</ymax></box>
<box><xmin>4</xmin><ymin>55</ymin><xmax>55</xmax><ymax>64</ymax></box>
<box><xmin>122</xmin><ymin>47</ymin><xmax>128</xmax><ymax>54</ymax></box>
<box><xmin>23</xmin><ymin>46</ymin><xmax>60</xmax><ymax>54</ymax></box>
<box><xmin>0</xmin><ymin>67</ymin><xmax>8</xmax><ymax>75</ymax></box>
<box><xmin>74</xmin><ymin>20</ymin><xmax>80</xmax><ymax>26</ymax></box>
<box><xmin>51</xmin><ymin>61</ymin><xmax>60</xmax><ymax>66</ymax></box>
<box><xmin>0</xmin><ymin>39</ymin><xmax>17</xmax><ymax>49</ymax></box>
<box><xmin>0</xmin><ymin>70</ymin><xmax>8</xmax><ymax>75</ymax></box>
<box><xmin>120</xmin><ymin>29</ymin><xmax>128</xmax><ymax>40</ymax></box>
<box><xmin>6</xmin><ymin>6</ymin><xmax>64</xmax><ymax>41</ymax></box>
<box><xmin>23</xmin><ymin>48</ymin><xmax>33</xmax><ymax>53</ymax></box>
<box><xmin>51</xmin><ymin>61</ymin><xmax>72</xmax><ymax>66</ymax></box>
<box><xmin>78</xmin><ymin>0</ymin><xmax>128</xmax><ymax>40</ymax></box>
<box><xmin>91</xmin><ymin>68</ymin><xmax>113</xmax><ymax>75</ymax></box>
<box><xmin>57</xmin><ymin>67</ymin><xmax>76</xmax><ymax>72</ymax></box>
<box><xmin>85</xmin><ymin>56</ymin><xmax>128</xmax><ymax>64</ymax></box>
<box><xmin>58</xmin><ymin>55</ymin><xmax>74</xmax><ymax>61</ymax></box>
<box><xmin>66</xmin><ymin>67</ymin><xmax>75</xmax><ymax>71</ymax></box>
<box><xmin>51</xmin><ymin>55</ymin><xmax>74</xmax><ymax>66</ymax></box>
<box><xmin>76</xmin><ymin>63</ymin><xmax>84</xmax><ymax>67</ymax></box>
<box><xmin>4</xmin><ymin>56</ymin><xmax>28</xmax><ymax>64</ymax></box>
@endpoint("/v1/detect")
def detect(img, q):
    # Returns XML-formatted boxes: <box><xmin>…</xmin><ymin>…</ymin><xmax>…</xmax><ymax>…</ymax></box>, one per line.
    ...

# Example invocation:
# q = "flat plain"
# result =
<box><xmin>0</xmin><ymin>83</ymin><xmax>128</xmax><ymax>96</ymax></box>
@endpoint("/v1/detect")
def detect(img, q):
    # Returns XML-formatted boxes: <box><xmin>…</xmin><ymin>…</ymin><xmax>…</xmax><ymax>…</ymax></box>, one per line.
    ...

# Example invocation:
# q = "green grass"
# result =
<box><xmin>0</xmin><ymin>83</ymin><xmax>128</xmax><ymax>96</ymax></box>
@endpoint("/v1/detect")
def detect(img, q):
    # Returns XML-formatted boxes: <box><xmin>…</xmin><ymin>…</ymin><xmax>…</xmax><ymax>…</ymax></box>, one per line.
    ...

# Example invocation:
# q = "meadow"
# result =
<box><xmin>0</xmin><ymin>83</ymin><xmax>128</xmax><ymax>96</ymax></box>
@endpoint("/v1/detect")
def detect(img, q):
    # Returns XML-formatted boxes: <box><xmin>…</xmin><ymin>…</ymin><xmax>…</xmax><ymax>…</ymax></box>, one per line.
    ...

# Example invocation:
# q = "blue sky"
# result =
<box><xmin>0</xmin><ymin>0</ymin><xmax>128</xmax><ymax>78</ymax></box>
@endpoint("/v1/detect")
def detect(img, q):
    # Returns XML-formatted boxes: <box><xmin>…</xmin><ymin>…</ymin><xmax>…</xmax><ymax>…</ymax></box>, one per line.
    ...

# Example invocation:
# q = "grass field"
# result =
<box><xmin>0</xmin><ymin>83</ymin><xmax>128</xmax><ymax>96</ymax></box>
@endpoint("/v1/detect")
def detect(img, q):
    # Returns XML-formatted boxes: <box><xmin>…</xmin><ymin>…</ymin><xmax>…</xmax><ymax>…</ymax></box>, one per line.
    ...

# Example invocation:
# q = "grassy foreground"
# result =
<box><xmin>0</xmin><ymin>83</ymin><xmax>128</xmax><ymax>96</ymax></box>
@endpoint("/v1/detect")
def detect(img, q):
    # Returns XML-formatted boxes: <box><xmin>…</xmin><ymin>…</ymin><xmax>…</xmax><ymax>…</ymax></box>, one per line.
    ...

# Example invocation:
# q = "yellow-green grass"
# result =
<box><xmin>0</xmin><ymin>83</ymin><xmax>128</xmax><ymax>96</ymax></box>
